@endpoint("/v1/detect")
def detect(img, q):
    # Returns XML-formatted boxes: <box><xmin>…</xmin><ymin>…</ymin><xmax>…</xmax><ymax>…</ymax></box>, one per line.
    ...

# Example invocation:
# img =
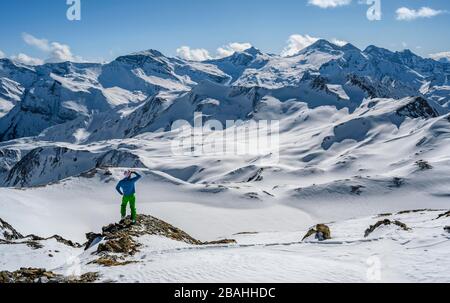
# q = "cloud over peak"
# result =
<box><xmin>11</xmin><ymin>53</ymin><xmax>44</xmax><ymax>66</ymax></box>
<box><xmin>176</xmin><ymin>42</ymin><xmax>253</xmax><ymax>61</ymax></box>
<box><xmin>21</xmin><ymin>33</ymin><xmax>82</xmax><ymax>64</ymax></box>
<box><xmin>176</xmin><ymin>46</ymin><xmax>212</xmax><ymax>61</ymax></box>
<box><xmin>281</xmin><ymin>34</ymin><xmax>347</xmax><ymax>57</ymax></box>
<box><xmin>429</xmin><ymin>51</ymin><xmax>450</xmax><ymax>63</ymax></box>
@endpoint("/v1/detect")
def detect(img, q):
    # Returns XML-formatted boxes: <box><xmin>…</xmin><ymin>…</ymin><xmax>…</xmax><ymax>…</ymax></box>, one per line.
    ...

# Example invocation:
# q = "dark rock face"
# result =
<box><xmin>415</xmin><ymin>160</ymin><xmax>433</xmax><ymax>171</ymax></box>
<box><xmin>444</xmin><ymin>226</ymin><xmax>450</xmax><ymax>233</ymax></box>
<box><xmin>302</xmin><ymin>224</ymin><xmax>332</xmax><ymax>241</ymax></box>
<box><xmin>0</xmin><ymin>218</ymin><xmax>23</xmax><ymax>240</ymax></box>
<box><xmin>396</xmin><ymin>97</ymin><xmax>439</xmax><ymax>119</ymax></box>
<box><xmin>437</xmin><ymin>211</ymin><xmax>450</xmax><ymax>220</ymax></box>
<box><xmin>85</xmin><ymin>232</ymin><xmax>103</xmax><ymax>251</ymax></box>
<box><xmin>364</xmin><ymin>219</ymin><xmax>411</xmax><ymax>238</ymax></box>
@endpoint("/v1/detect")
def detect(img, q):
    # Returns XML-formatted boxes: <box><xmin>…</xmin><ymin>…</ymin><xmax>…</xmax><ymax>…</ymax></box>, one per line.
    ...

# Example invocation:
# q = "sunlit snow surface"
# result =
<box><xmin>1</xmin><ymin>41</ymin><xmax>450</xmax><ymax>282</ymax></box>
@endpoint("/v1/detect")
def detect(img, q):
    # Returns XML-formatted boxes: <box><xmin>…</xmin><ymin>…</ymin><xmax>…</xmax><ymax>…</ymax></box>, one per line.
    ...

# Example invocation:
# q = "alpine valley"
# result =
<box><xmin>0</xmin><ymin>40</ymin><xmax>449</xmax><ymax>283</ymax></box>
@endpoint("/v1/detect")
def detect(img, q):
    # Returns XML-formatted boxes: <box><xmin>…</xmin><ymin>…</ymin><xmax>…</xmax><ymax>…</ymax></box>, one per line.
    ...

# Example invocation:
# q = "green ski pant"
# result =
<box><xmin>121</xmin><ymin>194</ymin><xmax>137</xmax><ymax>221</ymax></box>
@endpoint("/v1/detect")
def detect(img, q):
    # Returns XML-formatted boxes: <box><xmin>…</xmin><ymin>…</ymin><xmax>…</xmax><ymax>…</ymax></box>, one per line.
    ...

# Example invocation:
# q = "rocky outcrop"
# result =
<box><xmin>102</xmin><ymin>215</ymin><xmax>200</xmax><ymax>244</ymax></box>
<box><xmin>396</xmin><ymin>97</ymin><xmax>439</xmax><ymax>119</ymax></box>
<box><xmin>397</xmin><ymin>209</ymin><xmax>434</xmax><ymax>215</ymax></box>
<box><xmin>97</xmin><ymin>235</ymin><xmax>140</xmax><ymax>255</ymax></box>
<box><xmin>203</xmin><ymin>239</ymin><xmax>237</xmax><ymax>245</ymax></box>
<box><xmin>437</xmin><ymin>211</ymin><xmax>450</xmax><ymax>220</ymax></box>
<box><xmin>415</xmin><ymin>160</ymin><xmax>433</xmax><ymax>171</ymax></box>
<box><xmin>364</xmin><ymin>219</ymin><xmax>411</xmax><ymax>238</ymax></box>
<box><xmin>0</xmin><ymin>217</ymin><xmax>82</xmax><ymax>249</ymax></box>
<box><xmin>89</xmin><ymin>215</ymin><xmax>237</xmax><ymax>255</ymax></box>
<box><xmin>302</xmin><ymin>224</ymin><xmax>331</xmax><ymax>241</ymax></box>
<box><xmin>0</xmin><ymin>268</ymin><xmax>98</xmax><ymax>284</ymax></box>
<box><xmin>88</xmin><ymin>256</ymin><xmax>137</xmax><ymax>267</ymax></box>
<box><xmin>0</xmin><ymin>218</ymin><xmax>24</xmax><ymax>240</ymax></box>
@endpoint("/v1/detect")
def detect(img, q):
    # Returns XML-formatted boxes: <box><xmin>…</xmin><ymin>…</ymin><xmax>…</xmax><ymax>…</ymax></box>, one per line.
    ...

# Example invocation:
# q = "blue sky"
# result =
<box><xmin>0</xmin><ymin>0</ymin><xmax>449</xmax><ymax>63</ymax></box>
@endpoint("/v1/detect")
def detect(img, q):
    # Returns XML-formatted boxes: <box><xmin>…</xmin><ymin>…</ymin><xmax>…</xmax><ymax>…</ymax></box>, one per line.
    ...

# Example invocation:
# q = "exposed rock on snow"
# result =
<box><xmin>203</xmin><ymin>239</ymin><xmax>237</xmax><ymax>245</ymax></box>
<box><xmin>0</xmin><ymin>218</ymin><xmax>23</xmax><ymax>240</ymax></box>
<box><xmin>364</xmin><ymin>219</ymin><xmax>411</xmax><ymax>238</ymax></box>
<box><xmin>0</xmin><ymin>268</ymin><xmax>98</xmax><ymax>283</ymax></box>
<box><xmin>89</xmin><ymin>255</ymin><xmax>138</xmax><ymax>267</ymax></box>
<box><xmin>396</xmin><ymin>97</ymin><xmax>439</xmax><ymax>119</ymax></box>
<box><xmin>97</xmin><ymin>235</ymin><xmax>140</xmax><ymax>256</ymax></box>
<box><xmin>1</xmin><ymin>41</ymin><xmax>450</xmax><ymax>282</ymax></box>
<box><xmin>302</xmin><ymin>224</ymin><xmax>332</xmax><ymax>241</ymax></box>
<box><xmin>100</xmin><ymin>215</ymin><xmax>200</xmax><ymax>246</ymax></box>
<box><xmin>416</xmin><ymin>160</ymin><xmax>433</xmax><ymax>171</ymax></box>
<box><xmin>437</xmin><ymin>211</ymin><xmax>450</xmax><ymax>220</ymax></box>
<box><xmin>1</xmin><ymin>209</ymin><xmax>449</xmax><ymax>282</ymax></box>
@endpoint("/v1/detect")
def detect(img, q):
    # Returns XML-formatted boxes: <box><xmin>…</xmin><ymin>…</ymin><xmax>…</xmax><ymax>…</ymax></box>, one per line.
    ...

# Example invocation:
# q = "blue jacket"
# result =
<box><xmin>116</xmin><ymin>173</ymin><xmax>142</xmax><ymax>196</ymax></box>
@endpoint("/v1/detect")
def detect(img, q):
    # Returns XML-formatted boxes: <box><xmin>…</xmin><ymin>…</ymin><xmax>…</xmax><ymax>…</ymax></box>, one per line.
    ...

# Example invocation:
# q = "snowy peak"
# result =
<box><xmin>363</xmin><ymin>45</ymin><xmax>395</xmax><ymax>58</ymax></box>
<box><xmin>298</xmin><ymin>39</ymin><xmax>343</xmax><ymax>56</ymax></box>
<box><xmin>1</xmin><ymin>39</ymin><xmax>450</xmax><ymax>143</ymax></box>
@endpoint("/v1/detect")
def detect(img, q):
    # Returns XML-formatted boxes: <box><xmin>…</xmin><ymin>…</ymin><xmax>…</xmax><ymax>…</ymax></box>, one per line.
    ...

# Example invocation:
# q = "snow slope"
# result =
<box><xmin>1</xmin><ymin>205</ymin><xmax>449</xmax><ymax>282</ymax></box>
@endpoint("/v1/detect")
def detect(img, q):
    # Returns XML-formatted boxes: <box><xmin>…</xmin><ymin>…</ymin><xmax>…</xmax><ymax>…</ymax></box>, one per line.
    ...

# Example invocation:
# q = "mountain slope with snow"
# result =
<box><xmin>0</xmin><ymin>40</ymin><xmax>449</xmax><ymax>283</ymax></box>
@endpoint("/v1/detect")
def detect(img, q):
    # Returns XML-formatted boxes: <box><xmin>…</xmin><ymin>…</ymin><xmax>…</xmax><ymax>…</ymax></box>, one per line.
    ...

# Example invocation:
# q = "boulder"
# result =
<box><xmin>364</xmin><ymin>219</ymin><xmax>411</xmax><ymax>238</ymax></box>
<box><xmin>97</xmin><ymin>235</ymin><xmax>140</xmax><ymax>255</ymax></box>
<box><xmin>302</xmin><ymin>224</ymin><xmax>332</xmax><ymax>241</ymax></box>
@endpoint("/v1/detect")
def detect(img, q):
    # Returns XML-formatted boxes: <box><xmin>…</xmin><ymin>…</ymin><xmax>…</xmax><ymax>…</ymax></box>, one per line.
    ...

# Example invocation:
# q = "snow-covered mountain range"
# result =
<box><xmin>1</xmin><ymin>40</ymin><xmax>449</xmax><ymax>282</ymax></box>
<box><xmin>0</xmin><ymin>39</ymin><xmax>449</xmax><ymax>187</ymax></box>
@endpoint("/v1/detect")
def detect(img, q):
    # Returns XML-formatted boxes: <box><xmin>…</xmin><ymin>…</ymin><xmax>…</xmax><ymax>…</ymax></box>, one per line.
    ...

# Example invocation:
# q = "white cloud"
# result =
<box><xmin>176</xmin><ymin>42</ymin><xmax>252</xmax><ymax>61</ymax></box>
<box><xmin>396</xmin><ymin>7</ymin><xmax>445</xmax><ymax>21</ymax></box>
<box><xmin>216</xmin><ymin>42</ymin><xmax>252</xmax><ymax>58</ymax></box>
<box><xmin>429</xmin><ymin>51</ymin><xmax>450</xmax><ymax>62</ymax></box>
<box><xmin>22</xmin><ymin>33</ymin><xmax>51</xmax><ymax>52</ymax></box>
<box><xmin>11</xmin><ymin>53</ymin><xmax>44</xmax><ymax>66</ymax></box>
<box><xmin>0</xmin><ymin>50</ymin><xmax>5</xmax><ymax>59</ymax></box>
<box><xmin>308</xmin><ymin>0</ymin><xmax>352</xmax><ymax>9</ymax></box>
<box><xmin>46</xmin><ymin>42</ymin><xmax>78</xmax><ymax>63</ymax></box>
<box><xmin>281</xmin><ymin>34</ymin><xmax>319</xmax><ymax>57</ymax></box>
<box><xmin>331</xmin><ymin>38</ymin><xmax>348</xmax><ymax>47</ymax></box>
<box><xmin>281</xmin><ymin>34</ymin><xmax>349</xmax><ymax>57</ymax></box>
<box><xmin>176</xmin><ymin>46</ymin><xmax>212</xmax><ymax>61</ymax></box>
<box><xmin>22</xmin><ymin>33</ymin><xmax>81</xmax><ymax>63</ymax></box>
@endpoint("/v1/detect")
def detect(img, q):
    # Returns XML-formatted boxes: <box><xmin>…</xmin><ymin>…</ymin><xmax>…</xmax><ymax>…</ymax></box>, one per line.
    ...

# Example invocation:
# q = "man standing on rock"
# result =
<box><xmin>116</xmin><ymin>170</ymin><xmax>142</xmax><ymax>224</ymax></box>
